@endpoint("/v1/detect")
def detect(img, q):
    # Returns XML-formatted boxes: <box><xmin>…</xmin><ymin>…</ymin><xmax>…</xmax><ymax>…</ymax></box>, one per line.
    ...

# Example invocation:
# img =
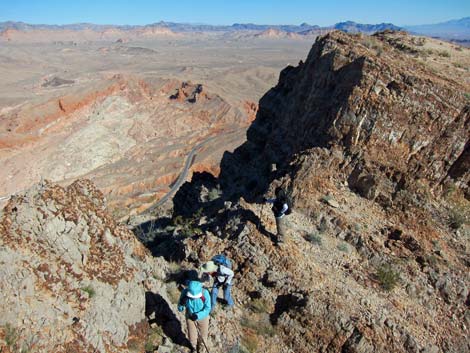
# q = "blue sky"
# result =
<box><xmin>0</xmin><ymin>0</ymin><xmax>468</xmax><ymax>26</ymax></box>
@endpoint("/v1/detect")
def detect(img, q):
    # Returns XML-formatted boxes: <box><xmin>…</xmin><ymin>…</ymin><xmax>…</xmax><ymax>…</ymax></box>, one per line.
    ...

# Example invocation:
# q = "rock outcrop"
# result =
<box><xmin>220</xmin><ymin>30</ymin><xmax>470</xmax><ymax>202</ymax></box>
<box><xmin>162</xmin><ymin>31</ymin><xmax>469</xmax><ymax>353</ymax></box>
<box><xmin>2</xmin><ymin>30</ymin><xmax>469</xmax><ymax>353</ymax></box>
<box><xmin>0</xmin><ymin>179</ymin><xmax>166</xmax><ymax>352</ymax></box>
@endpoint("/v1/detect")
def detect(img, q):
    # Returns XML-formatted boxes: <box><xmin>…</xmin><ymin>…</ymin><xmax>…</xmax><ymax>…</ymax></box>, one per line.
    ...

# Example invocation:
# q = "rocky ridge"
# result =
<box><xmin>150</xmin><ymin>31</ymin><xmax>469</xmax><ymax>352</ymax></box>
<box><xmin>0</xmin><ymin>179</ymin><xmax>170</xmax><ymax>352</ymax></box>
<box><xmin>1</xmin><ymin>30</ymin><xmax>469</xmax><ymax>353</ymax></box>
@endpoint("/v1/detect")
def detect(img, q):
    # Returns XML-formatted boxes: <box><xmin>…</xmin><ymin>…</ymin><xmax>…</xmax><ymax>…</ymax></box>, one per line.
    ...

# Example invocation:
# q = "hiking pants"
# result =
<box><xmin>275</xmin><ymin>216</ymin><xmax>287</xmax><ymax>241</ymax></box>
<box><xmin>187</xmin><ymin>315</ymin><xmax>209</xmax><ymax>350</ymax></box>
<box><xmin>211</xmin><ymin>283</ymin><xmax>234</xmax><ymax>312</ymax></box>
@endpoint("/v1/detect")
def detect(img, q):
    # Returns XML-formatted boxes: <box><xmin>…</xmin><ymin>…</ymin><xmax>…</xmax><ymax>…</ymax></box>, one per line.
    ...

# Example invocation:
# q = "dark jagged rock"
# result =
<box><xmin>220</xmin><ymin>30</ymin><xmax>470</xmax><ymax>202</ymax></box>
<box><xmin>170</xmin><ymin>31</ymin><xmax>469</xmax><ymax>353</ymax></box>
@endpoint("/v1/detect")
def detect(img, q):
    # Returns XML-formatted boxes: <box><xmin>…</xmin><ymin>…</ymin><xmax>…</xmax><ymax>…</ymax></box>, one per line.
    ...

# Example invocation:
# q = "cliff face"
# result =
<box><xmin>169</xmin><ymin>31</ymin><xmax>469</xmax><ymax>353</ymax></box>
<box><xmin>220</xmin><ymin>30</ymin><xmax>470</xmax><ymax>202</ymax></box>
<box><xmin>0</xmin><ymin>180</ymin><xmax>166</xmax><ymax>353</ymax></box>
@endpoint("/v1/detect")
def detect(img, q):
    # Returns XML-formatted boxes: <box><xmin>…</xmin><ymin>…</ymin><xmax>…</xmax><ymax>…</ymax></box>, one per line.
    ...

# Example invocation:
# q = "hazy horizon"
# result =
<box><xmin>0</xmin><ymin>16</ymin><xmax>469</xmax><ymax>28</ymax></box>
<box><xmin>0</xmin><ymin>0</ymin><xmax>468</xmax><ymax>28</ymax></box>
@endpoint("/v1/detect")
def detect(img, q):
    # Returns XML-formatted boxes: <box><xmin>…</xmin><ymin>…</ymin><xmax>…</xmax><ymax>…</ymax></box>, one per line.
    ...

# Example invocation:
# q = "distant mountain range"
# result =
<box><xmin>0</xmin><ymin>17</ymin><xmax>469</xmax><ymax>39</ymax></box>
<box><xmin>405</xmin><ymin>17</ymin><xmax>470</xmax><ymax>39</ymax></box>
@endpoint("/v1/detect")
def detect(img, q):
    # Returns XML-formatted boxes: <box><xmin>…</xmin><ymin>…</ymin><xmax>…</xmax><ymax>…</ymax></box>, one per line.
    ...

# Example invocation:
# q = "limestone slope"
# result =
<box><xmin>0</xmin><ymin>179</ymin><xmax>170</xmax><ymax>352</ymax></box>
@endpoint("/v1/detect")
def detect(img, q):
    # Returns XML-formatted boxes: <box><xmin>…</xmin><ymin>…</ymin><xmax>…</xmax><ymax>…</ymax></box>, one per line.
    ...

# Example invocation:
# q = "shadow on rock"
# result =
<box><xmin>165</xmin><ymin>269</ymin><xmax>200</xmax><ymax>286</ymax></box>
<box><xmin>270</xmin><ymin>293</ymin><xmax>308</xmax><ymax>325</ymax></box>
<box><xmin>145</xmin><ymin>292</ymin><xmax>191</xmax><ymax>348</ymax></box>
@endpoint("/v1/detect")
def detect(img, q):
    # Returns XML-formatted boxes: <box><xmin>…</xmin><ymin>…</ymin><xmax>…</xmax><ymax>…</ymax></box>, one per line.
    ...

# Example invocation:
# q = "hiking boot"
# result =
<box><xmin>276</xmin><ymin>237</ymin><xmax>285</xmax><ymax>246</ymax></box>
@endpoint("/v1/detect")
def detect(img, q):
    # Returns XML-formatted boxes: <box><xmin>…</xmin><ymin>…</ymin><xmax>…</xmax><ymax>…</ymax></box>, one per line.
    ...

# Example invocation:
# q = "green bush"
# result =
<box><xmin>207</xmin><ymin>187</ymin><xmax>220</xmax><ymax>201</ymax></box>
<box><xmin>248</xmin><ymin>298</ymin><xmax>269</xmax><ymax>314</ymax></box>
<box><xmin>241</xmin><ymin>333</ymin><xmax>259</xmax><ymax>353</ymax></box>
<box><xmin>81</xmin><ymin>285</ymin><xmax>96</xmax><ymax>298</ymax></box>
<box><xmin>449</xmin><ymin>208</ymin><xmax>467</xmax><ymax>230</ymax></box>
<box><xmin>376</xmin><ymin>264</ymin><xmax>400</xmax><ymax>291</ymax></box>
<box><xmin>438</xmin><ymin>50</ymin><xmax>450</xmax><ymax>58</ymax></box>
<box><xmin>166</xmin><ymin>282</ymin><xmax>180</xmax><ymax>304</ymax></box>
<box><xmin>306</xmin><ymin>232</ymin><xmax>322</xmax><ymax>246</ymax></box>
<box><xmin>172</xmin><ymin>209</ymin><xmax>203</xmax><ymax>237</ymax></box>
<box><xmin>241</xmin><ymin>315</ymin><xmax>276</xmax><ymax>338</ymax></box>
<box><xmin>337</xmin><ymin>243</ymin><xmax>349</xmax><ymax>253</ymax></box>
<box><xmin>5</xmin><ymin>323</ymin><xmax>19</xmax><ymax>347</ymax></box>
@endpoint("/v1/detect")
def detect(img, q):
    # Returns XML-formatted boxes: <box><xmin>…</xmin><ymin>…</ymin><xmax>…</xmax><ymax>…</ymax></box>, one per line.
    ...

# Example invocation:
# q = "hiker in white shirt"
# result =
<box><xmin>201</xmin><ymin>259</ymin><xmax>234</xmax><ymax>313</ymax></box>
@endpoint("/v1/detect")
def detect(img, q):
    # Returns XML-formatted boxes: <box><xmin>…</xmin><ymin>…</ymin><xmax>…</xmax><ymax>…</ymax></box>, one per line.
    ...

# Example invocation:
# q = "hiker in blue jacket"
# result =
<box><xmin>201</xmin><ymin>257</ymin><xmax>234</xmax><ymax>313</ymax></box>
<box><xmin>177</xmin><ymin>280</ymin><xmax>211</xmax><ymax>353</ymax></box>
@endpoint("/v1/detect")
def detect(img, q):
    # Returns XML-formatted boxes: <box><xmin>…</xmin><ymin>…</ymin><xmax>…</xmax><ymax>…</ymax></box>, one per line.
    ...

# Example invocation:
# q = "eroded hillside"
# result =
<box><xmin>1</xmin><ymin>31</ymin><xmax>469</xmax><ymax>353</ymax></box>
<box><xmin>0</xmin><ymin>75</ymin><xmax>254</xmax><ymax>215</ymax></box>
<box><xmin>140</xmin><ymin>31</ymin><xmax>469</xmax><ymax>352</ymax></box>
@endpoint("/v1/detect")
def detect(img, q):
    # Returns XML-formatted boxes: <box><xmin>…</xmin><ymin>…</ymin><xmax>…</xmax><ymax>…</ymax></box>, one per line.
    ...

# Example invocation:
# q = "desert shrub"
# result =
<box><xmin>145</xmin><ymin>325</ymin><xmax>164</xmax><ymax>352</ymax></box>
<box><xmin>207</xmin><ymin>187</ymin><xmax>220</xmax><ymax>201</ymax></box>
<box><xmin>127</xmin><ymin>339</ymin><xmax>142</xmax><ymax>352</ymax></box>
<box><xmin>306</xmin><ymin>232</ymin><xmax>322</xmax><ymax>245</ymax></box>
<box><xmin>376</xmin><ymin>264</ymin><xmax>400</xmax><ymax>291</ymax></box>
<box><xmin>449</xmin><ymin>208</ymin><xmax>467</xmax><ymax>229</ymax></box>
<box><xmin>5</xmin><ymin>323</ymin><xmax>19</xmax><ymax>347</ymax></box>
<box><xmin>81</xmin><ymin>285</ymin><xmax>96</xmax><ymax>298</ymax></box>
<box><xmin>419</xmin><ymin>48</ymin><xmax>434</xmax><ymax>58</ymax></box>
<box><xmin>248</xmin><ymin>298</ymin><xmax>270</xmax><ymax>314</ymax></box>
<box><xmin>337</xmin><ymin>243</ymin><xmax>349</xmax><ymax>253</ymax></box>
<box><xmin>424</xmin><ymin>254</ymin><xmax>438</xmax><ymax>267</ymax></box>
<box><xmin>362</xmin><ymin>37</ymin><xmax>383</xmax><ymax>51</ymax></box>
<box><xmin>437</xmin><ymin>50</ymin><xmax>450</xmax><ymax>57</ymax></box>
<box><xmin>241</xmin><ymin>333</ymin><xmax>259</xmax><ymax>353</ymax></box>
<box><xmin>412</xmin><ymin>37</ymin><xmax>426</xmax><ymax>46</ymax></box>
<box><xmin>318</xmin><ymin>218</ymin><xmax>329</xmax><ymax>233</ymax></box>
<box><xmin>172</xmin><ymin>208</ymin><xmax>203</xmax><ymax>237</ymax></box>
<box><xmin>320</xmin><ymin>195</ymin><xmax>332</xmax><ymax>203</ymax></box>
<box><xmin>464</xmin><ymin>92</ymin><xmax>470</xmax><ymax>101</ymax></box>
<box><xmin>166</xmin><ymin>282</ymin><xmax>180</xmax><ymax>304</ymax></box>
<box><xmin>227</xmin><ymin>342</ymin><xmax>250</xmax><ymax>353</ymax></box>
<box><xmin>240</xmin><ymin>314</ymin><xmax>276</xmax><ymax>337</ymax></box>
<box><xmin>144</xmin><ymin>341</ymin><xmax>155</xmax><ymax>352</ymax></box>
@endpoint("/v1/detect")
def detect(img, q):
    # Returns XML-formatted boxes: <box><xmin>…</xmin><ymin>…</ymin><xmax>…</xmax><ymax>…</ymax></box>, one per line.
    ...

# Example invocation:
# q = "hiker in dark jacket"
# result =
<box><xmin>264</xmin><ymin>187</ymin><xmax>290</xmax><ymax>244</ymax></box>
<box><xmin>177</xmin><ymin>280</ymin><xmax>211</xmax><ymax>352</ymax></box>
<box><xmin>201</xmin><ymin>260</ymin><xmax>234</xmax><ymax>313</ymax></box>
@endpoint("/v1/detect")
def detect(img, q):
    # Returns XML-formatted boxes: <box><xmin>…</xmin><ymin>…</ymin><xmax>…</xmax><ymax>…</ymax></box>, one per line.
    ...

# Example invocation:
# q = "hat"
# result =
<box><xmin>200</xmin><ymin>260</ymin><xmax>218</xmax><ymax>273</ymax></box>
<box><xmin>186</xmin><ymin>280</ymin><xmax>203</xmax><ymax>299</ymax></box>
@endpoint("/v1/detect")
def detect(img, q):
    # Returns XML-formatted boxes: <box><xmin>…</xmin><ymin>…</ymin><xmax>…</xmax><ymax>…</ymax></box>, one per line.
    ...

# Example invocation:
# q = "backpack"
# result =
<box><xmin>183</xmin><ymin>292</ymin><xmax>206</xmax><ymax>309</ymax></box>
<box><xmin>275</xmin><ymin>188</ymin><xmax>293</xmax><ymax>215</ymax></box>
<box><xmin>212</xmin><ymin>254</ymin><xmax>232</xmax><ymax>269</ymax></box>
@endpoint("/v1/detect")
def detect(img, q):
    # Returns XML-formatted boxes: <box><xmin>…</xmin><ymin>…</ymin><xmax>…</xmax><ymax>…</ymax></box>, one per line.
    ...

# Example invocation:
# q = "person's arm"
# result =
<box><xmin>220</xmin><ymin>266</ymin><xmax>234</xmax><ymax>285</ymax></box>
<box><xmin>196</xmin><ymin>289</ymin><xmax>212</xmax><ymax>319</ymax></box>
<box><xmin>264</xmin><ymin>198</ymin><xmax>275</xmax><ymax>204</ymax></box>
<box><xmin>177</xmin><ymin>289</ymin><xmax>187</xmax><ymax>312</ymax></box>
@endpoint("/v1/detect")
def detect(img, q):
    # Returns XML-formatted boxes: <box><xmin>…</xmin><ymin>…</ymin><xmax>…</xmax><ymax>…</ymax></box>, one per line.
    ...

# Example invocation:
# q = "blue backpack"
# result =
<box><xmin>212</xmin><ymin>254</ymin><xmax>232</xmax><ymax>269</ymax></box>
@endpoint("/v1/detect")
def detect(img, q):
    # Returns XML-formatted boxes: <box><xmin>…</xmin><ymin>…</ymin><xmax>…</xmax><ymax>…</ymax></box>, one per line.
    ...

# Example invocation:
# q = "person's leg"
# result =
<box><xmin>223</xmin><ymin>284</ymin><xmax>234</xmax><ymax>307</ymax></box>
<box><xmin>210</xmin><ymin>284</ymin><xmax>219</xmax><ymax>312</ymax></box>
<box><xmin>197</xmin><ymin>316</ymin><xmax>210</xmax><ymax>351</ymax></box>
<box><xmin>186</xmin><ymin>317</ymin><xmax>197</xmax><ymax>350</ymax></box>
<box><xmin>275</xmin><ymin>217</ymin><xmax>285</xmax><ymax>243</ymax></box>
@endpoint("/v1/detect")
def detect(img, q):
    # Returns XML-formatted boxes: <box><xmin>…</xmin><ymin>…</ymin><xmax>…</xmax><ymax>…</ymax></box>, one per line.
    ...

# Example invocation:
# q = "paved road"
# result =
<box><xmin>139</xmin><ymin>135</ymin><xmax>219</xmax><ymax>215</ymax></box>
<box><xmin>0</xmin><ymin>130</ymin><xmax>239</xmax><ymax>214</ymax></box>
